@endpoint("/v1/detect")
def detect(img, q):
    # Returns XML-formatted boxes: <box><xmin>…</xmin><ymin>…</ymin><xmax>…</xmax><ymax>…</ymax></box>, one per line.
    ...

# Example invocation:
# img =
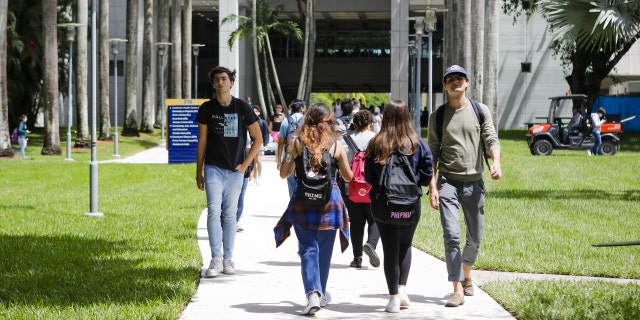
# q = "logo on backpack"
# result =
<box><xmin>373</xmin><ymin>150</ymin><xmax>421</xmax><ymax>225</ymax></box>
<box><xmin>343</xmin><ymin>135</ymin><xmax>371</xmax><ymax>203</ymax></box>
<box><xmin>296</xmin><ymin>146</ymin><xmax>333</xmax><ymax>206</ymax></box>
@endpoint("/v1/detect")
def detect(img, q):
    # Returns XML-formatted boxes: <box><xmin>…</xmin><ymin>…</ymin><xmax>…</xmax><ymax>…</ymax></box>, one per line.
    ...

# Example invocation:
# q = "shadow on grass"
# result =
<box><xmin>490</xmin><ymin>188</ymin><xmax>640</xmax><ymax>202</ymax></box>
<box><xmin>0</xmin><ymin>234</ymin><xmax>196</xmax><ymax>306</ymax></box>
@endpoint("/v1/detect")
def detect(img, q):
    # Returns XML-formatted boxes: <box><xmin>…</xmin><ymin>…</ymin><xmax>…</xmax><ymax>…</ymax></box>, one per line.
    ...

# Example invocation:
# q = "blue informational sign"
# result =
<box><xmin>167</xmin><ymin>99</ymin><xmax>208</xmax><ymax>164</ymax></box>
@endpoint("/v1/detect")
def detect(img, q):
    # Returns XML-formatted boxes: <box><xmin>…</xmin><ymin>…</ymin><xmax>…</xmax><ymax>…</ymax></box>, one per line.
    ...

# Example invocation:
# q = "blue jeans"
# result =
<box><xmin>590</xmin><ymin>131</ymin><xmax>601</xmax><ymax>155</ymax></box>
<box><xmin>438</xmin><ymin>176</ymin><xmax>485</xmax><ymax>282</ymax></box>
<box><xmin>18</xmin><ymin>136</ymin><xmax>27</xmax><ymax>159</ymax></box>
<box><xmin>286</xmin><ymin>175</ymin><xmax>297</xmax><ymax>199</ymax></box>
<box><xmin>293</xmin><ymin>223</ymin><xmax>336</xmax><ymax>297</ymax></box>
<box><xmin>204</xmin><ymin>165</ymin><xmax>244</xmax><ymax>260</ymax></box>
<box><xmin>237</xmin><ymin>177</ymin><xmax>249</xmax><ymax>221</ymax></box>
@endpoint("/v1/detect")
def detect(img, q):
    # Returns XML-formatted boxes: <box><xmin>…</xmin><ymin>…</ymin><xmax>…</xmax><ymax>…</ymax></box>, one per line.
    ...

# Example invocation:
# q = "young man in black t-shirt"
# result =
<box><xmin>195</xmin><ymin>66</ymin><xmax>262</xmax><ymax>278</ymax></box>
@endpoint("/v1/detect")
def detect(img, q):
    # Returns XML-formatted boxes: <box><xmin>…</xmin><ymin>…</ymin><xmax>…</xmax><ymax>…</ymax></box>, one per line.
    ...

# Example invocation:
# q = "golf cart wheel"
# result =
<box><xmin>599</xmin><ymin>140</ymin><xmax>617</xmax><ymax>156</ymax></box>
<box><xmin>532</xmin><ymin>139</ymin><xmax>553</xmax><ymax>156</ymax></box>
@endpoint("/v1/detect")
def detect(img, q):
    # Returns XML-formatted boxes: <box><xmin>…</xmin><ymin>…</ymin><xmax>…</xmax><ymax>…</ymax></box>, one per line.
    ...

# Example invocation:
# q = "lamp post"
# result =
<box><xmin>424</xmin><ymin>9</ymin><xmax>438</xmax><ymax>116</ymax></box>
<box><xmin>192</xmin><ymin>44</ymin><xmax>205</xmax><ymax>98</ymax></box>
<box><xmin>86</xmin><ymin>0</ymin><xmax>102</xmax><ymax>217</ymax></box>
<box><xmin>109</xmin><ymin>38</ymin><xmax>127</xmax><ymax>157</ymax></box>
<box><xmin>58</xmin><ymin>23</ymin><xmax>83</xmax><ymax>161</ymax></box>
<box><xmin>411</xmin><ymin>17</ymin><xmax>425</xmax><ymax>132</ymax></box>
<box><xmin>156</xmin><ymin>42</ymin><xmax>172</xmax><ymax>142</ymax></box>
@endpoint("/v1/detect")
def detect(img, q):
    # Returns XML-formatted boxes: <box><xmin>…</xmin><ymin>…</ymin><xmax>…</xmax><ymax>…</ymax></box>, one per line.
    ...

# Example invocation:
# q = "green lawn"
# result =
<box><xmin>1</xmin><ymin>129</ymin><xmax>639</xmax><ymax>319</ymax></box>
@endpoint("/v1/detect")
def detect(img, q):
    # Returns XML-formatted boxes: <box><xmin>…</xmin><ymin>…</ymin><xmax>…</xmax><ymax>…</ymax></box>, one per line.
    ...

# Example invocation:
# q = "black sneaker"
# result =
<box><xmin>349</xmin><ymin>257</ymin><xmax>362</xmax><ymax>268</ymax></box>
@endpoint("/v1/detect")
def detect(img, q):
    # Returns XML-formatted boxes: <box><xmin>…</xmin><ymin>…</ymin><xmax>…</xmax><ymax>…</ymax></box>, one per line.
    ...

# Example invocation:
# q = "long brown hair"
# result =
<box><xmin>298</xmin><ymin>103</ymin><xmax>337</xmax><ymax>170</ymax></box>
<box><xmin>366</xmin><ymin>100</ymin><xmax>419</xmax><ymax>164</ymax></box>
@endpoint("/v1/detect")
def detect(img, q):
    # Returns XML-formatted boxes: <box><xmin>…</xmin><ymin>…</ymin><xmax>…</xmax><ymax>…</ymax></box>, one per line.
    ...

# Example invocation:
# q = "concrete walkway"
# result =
<box><xmin>112</xmin><ymin>145</ymin><xmax>638</xmax><ymax>319</ymax></box>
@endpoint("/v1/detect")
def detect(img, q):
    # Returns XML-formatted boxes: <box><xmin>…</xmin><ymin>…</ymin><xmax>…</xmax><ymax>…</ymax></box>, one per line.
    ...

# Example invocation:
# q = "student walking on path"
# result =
<box><xmin>364</xmin><ymin>100</ymin><xmax>433</xmax><ymax>313</ymax></box>
<box><xmin>273</xmin><ymin>103</ymin><xmax>353</xmax><ymax>315</ymax></box>
<box><xmin>195</xmin><ymin>66</ymin><xmax>263</xmax><ymax>278</ymax></box>
<box><xmin>427</xmin><ymin>65</ymin><xmax>502</xmax><ymax>307</ymax></box>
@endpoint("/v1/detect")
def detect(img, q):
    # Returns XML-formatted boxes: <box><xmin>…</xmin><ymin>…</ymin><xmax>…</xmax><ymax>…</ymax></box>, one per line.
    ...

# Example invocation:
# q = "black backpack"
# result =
<box><xmin>435</xmin><ymin>100</ymin><xmax>490</xmax><ymax>167</ymax></box>
<box><xmin>296</xmin><ymin>145</ymin><xmax>333</xmax><ymax>206</ymax></box>
<box><xmin>373</xmin><ymin>150</ymin><xmax>422</xmax><ymax>225</ymax></box>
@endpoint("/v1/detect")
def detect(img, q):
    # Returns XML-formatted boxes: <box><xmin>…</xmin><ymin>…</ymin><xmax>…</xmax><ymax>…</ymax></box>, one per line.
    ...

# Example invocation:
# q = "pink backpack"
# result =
<box><xmin>344</xmin><ymin>135</ymin><xmax>371</xmax><ymax>203</ymax></box>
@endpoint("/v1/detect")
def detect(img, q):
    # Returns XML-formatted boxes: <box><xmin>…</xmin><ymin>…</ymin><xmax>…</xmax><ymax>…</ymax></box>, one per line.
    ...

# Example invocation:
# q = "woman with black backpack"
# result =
<box><xmin>364</xmin><ymin>100</ymin><xmax>433</xmax><ymax>313</ymax></box>
<box><xmin>273</xmin><ymin>103</ymin><xmax>353</xmax><ymax>315</ymax></box>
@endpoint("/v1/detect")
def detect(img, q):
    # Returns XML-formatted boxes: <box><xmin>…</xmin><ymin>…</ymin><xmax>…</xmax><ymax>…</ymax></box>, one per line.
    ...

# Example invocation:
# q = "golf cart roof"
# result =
<box><xmin>548</xmin><ymin>94</ymin><xmax>587</xmax><ymax>101</ymax></box>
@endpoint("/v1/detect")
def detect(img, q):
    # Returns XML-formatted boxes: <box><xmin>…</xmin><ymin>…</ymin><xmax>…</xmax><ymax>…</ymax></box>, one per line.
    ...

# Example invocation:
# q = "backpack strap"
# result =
<box><xmin>343</xmin><ymin>134</ymin><xmax>360</xmax><ymax>153</ymax></box>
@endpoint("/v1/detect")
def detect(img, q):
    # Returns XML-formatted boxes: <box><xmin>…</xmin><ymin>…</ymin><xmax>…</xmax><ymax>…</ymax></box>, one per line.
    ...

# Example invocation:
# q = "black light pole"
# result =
<box><xmin>156</xmin><ymin>42</ymin><xmax>172</xmax><ymax>142</ymax></box>
<box><xmin>86</xmin><ymin>0</ymin><xmax>102</xmax><ymax>217</ymax></box>
<box><xmin>109</xmin><ymin>38</ymin><xmax>127</xmax><ymax>157</ymax></box>
<box><xmin>192</xmin><ymin>44</ymin><xmax>205</xmax><ymax>98</ymax></box>
<box><xmin>58</xmin><ymin>23</ymin><xmax>83</xmax><ymax>161</ymax></box>
<box><xmin>425</xmin><ymin>9</ymin><xmax>438</xmax><ymax>116</ymax></box>
<box><xmin>412</xmin><ymin>17</ymin><xmax>425</xmax><ymax>132</ymax></box>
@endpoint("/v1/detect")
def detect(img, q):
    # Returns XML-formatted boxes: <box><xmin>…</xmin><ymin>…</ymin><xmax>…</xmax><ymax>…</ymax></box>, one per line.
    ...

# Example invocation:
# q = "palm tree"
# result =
<box><xmin>123</xmin><ymin>0</ymin><xmax>140</xmax><ymax>136</ymax></box>
<box><xmin>98</xmin><ymin>0</ymin><xmax>111</xmax><ymax>140</ymax></box>
<box><xmin>504</xmin><ymin>0</ymin><xmax>640</xmax><ymax>109</ymax></box>
<box><xmin>75</xmin><ymin>0</ymin><xmax>90</xmax><ymax>147</ymax></box>
<box><xmin>484</xmin><ymin>0</ymin><xmax>499</xmax><ymax>129</ymax></box>
<box><xmin>170</xmin><ymin>0</ymin><xmax>182</xmax><ymax>98</ymax></box>
<box><xmin>140</xmin><ymin>0</ymin><xmax>154</xmax><ymax>133</ymax></box>
<box><xmin>182</xmin><ymin>0</ymin><xmax>192</xmax><ymax>99</ymax></box>
<box><xmin>296</xmin><ymin>0</ymin><xmax>315</xmax><ymax>103</ymax></box>
<box><xmin>41</xmin><ymin>0</ymin><xmax>61</xmax><ymax>155</ymax></box>
<box><xmin>222</xmin><ymin>0</ymin><xmax>302</xmax><ymax>115</ymax></box>
<box><xmin>0</xmin><ymin>0</ymin><xmax>11</xmax><ymax>156</ymax></box>
<box><xmin>156</xmin><ymin>1</ymin><xmax>170</xmax><ymax>128</ymax></box>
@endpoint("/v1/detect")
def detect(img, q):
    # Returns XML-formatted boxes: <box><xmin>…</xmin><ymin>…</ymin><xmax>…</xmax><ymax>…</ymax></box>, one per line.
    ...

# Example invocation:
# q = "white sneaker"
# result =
<box><xmin>587</xmin><ymin>150</ymin><xmax>592</xmax><ymax>156</ymax></box>
<box><xmin>223</xmin><ymin>259</ymin><xmax>236</xmax><ymax>275</ymax></box>
<box><xmin>385</xmin><ymin>296</ymin><xmax>400</xmax><ymax>313</ymax></box>
<box><xmin>302</xmin><ymin>292</ymin><xmax>321</xmax><ymax>315</ymax></box>
<box><xmin>204</xmin><ymin>257</ymin><xmax>223</xmax><ymax>278</ymax></box>
<box><xmin>399</xmin><ymin>287</ymin><xmax>410</xmax><ymax>308</ymax></box>
<box><xmin>320</xmin><ymin>291</ymin><xmax>332</xmax><ymax>307</ymax></box>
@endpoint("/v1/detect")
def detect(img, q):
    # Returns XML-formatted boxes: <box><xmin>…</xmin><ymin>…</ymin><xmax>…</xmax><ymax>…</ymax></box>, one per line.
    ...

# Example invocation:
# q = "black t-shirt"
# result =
<box><xmin>270</xmin><ymin>112</ymin><xmax>285</xmax><ymax>132</ymax></box>
<box><xmin>195</xmin><ymin>97</ymin><xmax>258</xmax><ymax>170</ymax></box>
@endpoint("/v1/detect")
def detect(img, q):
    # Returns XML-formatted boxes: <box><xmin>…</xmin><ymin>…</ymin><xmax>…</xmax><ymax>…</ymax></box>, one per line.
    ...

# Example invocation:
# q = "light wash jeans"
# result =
<box><xmin>18</xmin><ymin>136</ymin><xmax>27</xmax><ymax>159</ymax></box>
<box><xmin>237</xmin><ymin>177</ymin><xmax>249</xmax><ymax>221</ymax></box>
<box><xmin>438</xmin><ymin>175</ymin><xmax>485</xmax><ymax>282</ymax></box>
<box><xmin>204</xmin><ymin>165</ymin><xmax>244</xmax><ymax>260</ymax></box>
<box><xmin>293</xmin><ymin>223</ymin><xmax>336</xmax><ymax>297</ymax></box>
<box><xmin>286</xmin><ymin>175</ymin><xmax>297</xmax><ymax>199</ymax></box>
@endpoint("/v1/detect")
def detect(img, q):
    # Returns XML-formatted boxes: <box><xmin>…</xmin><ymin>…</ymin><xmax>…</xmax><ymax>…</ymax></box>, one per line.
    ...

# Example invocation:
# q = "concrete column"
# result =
<box><xmin>219</xmin><ymin>0</ymin><xmax>239</xmax><ymax>97</ymax></box>
<box><xmin>390</xmin><ymin>0</ymin><xmax>409</xmax><ymax>102</ymax></box>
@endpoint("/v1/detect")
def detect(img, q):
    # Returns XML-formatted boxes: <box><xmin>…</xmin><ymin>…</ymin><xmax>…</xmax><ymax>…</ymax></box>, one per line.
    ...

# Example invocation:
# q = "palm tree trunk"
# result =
<box><xmin>0</xmin><ymin>0</ymin><xmax>11</xmax><ymax>156</ymax></box>
<box><xmin>41</xmin><ymin>0</ymin><xmax>61</xmax><ymax>155</ymax></box>
<box><xmin>170</xmin><ymin>0</ymin><xmax>182</xmax><ymax>98</ymax></box>
<box><xmin>252</xmin><ymin>0</ymin><xmax>268</xmax><ymax>117</ymax></box>
<box><xmin>182</xmin><ymin>0</ymin><xmax>192</xmax><ymax>99</ymax></box>
<box><xmin>470</xmin><ymin>0</ymin><xmax>485</xmax><ymax>101</ymax></box>
<box><xmin>75</xmin><ymin>0</ymin><xmax>91</xmax><ymax>147</ymax></box>
<box><xmin>262</xmin><ymin>50</ymin><xmax>276</xmax><ymax>113</ymax></box>
<box><xmin>483</xmin><ymin>0</ymin><xmax>499</xmax><ymax>130</ymax></box>
<box><xmin>123</xmin><ymin>0</ymin><xmax>140</xmax><ymax>136</ymax></box>
<box><xmin>298</xmin><ymin>0</ymin><xmax>315</xmax><ymax>102</ymax></box>
<box><xmin>140</xmin><ymin>0</ymin><xmax>154</xmax><ymax>133</ymax></box>
<box><xmin>156</xmin><ymin>0</ymin><xmax>170</xmax><ymax>128</ymax></box>
<box><xmin>264</xmin><ymin>36</ymin><xmax>286</xmax><ymax>109</ymax></box>
<box><xmin>98</xmin><ymin>0</ymin><xmax>111</xmax><ymax>140</ymax></box>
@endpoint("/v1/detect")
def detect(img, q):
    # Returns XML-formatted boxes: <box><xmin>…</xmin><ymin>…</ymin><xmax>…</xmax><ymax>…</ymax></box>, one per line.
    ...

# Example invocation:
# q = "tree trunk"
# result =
<box><xmin>0</xmin><ymin>0</ymin><xmax>11</xmax><ymax>157</ymax></box>
<box><xmin>98</xmin><ymin>0</ymin><xmax>111</xmax><ymax>140</ymax></box>
<box><xmin>182</xmin><ymin>0</ymin><xmax>192</xmax><ymax>99</ymax></box>
<box><xmin>41</xmin><ymin>0</ymin><xmax>61</xmax><ymax>155</ymax></box>
<box><xmin>252</xmin><ymin>0</ymin><xmax>268</xmax><ymax>117</ymax></box>
<box><xmin>461</xmin><ymin>1</ymin><xmax>472</xmax><ymax>73</ymax></box>
<box><xmin>140</xmin><ymin>0</ymin><xmax>154</xmax><ymax>133</ymax></box>
<box><xmin>75</xmin><ymin>0</ymin><xmax>91</xmax><ymax>147</ymax></box>
<box><xmin>156</xmin><ymin>0</ymin><xmax>170</xmax><ymax>128</ymax></box>
<box><xmin>470</xmin><ymin>0</ymin><xmax>485</xmax><ymax>101</ymax></box>
<box><xmin>262</xmin><ymin>50</ymin><xmax>275</xmax><ymax>113</ymax></box>
<box><xmin>170</xmin><ymin>0</ymin><xmax>182</xmax><ymax>98</ymax></box>
<box><xmin>483</xmin><ymin>0</ymin><xmax>499</xmax><ymax>130</ymax></box>
<box><xmin>297</xmin><ymin>0</ymin><xmax>315</xmax><ymax>102</ymax></box>
<box><xmin>265</xmin><ymin>36</ymin><xmax>287</xmax><ymax>110</ymax></box>
<box><xmin>123</xmin><ymin>0</ymin><xmax>140</xmax><ymax>136</ymax></box>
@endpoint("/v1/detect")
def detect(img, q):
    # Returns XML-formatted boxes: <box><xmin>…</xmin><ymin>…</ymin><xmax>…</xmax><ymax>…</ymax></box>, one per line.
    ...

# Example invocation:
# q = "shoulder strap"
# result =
<box><xmin>469</xmin><ymin>100</ymin><xmax>490</xmax><ymax>168</ymax></box>
<box><xmin>435</xmin><ymin>103</ymin><xmax>447</xmax><ymax>141</ymax></box>
<box><xmin>343</xmin><ymin>134</ymin><xmax>360</xmax><ymax>153</ymax></box>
